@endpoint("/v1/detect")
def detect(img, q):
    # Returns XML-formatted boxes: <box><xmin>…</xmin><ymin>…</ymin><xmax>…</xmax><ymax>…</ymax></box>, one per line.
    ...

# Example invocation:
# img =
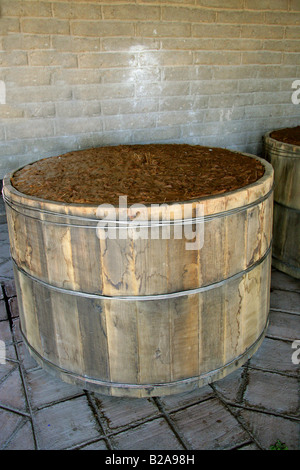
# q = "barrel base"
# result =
<box><xmin>20</xmin><ymin>321</ymin><xmax>268</xmax><ymax>398</ymax></box>
<box><xmin>272</xmin><ymin>256</ymin><xmax>300</xmax><ymax>280</ymax></box>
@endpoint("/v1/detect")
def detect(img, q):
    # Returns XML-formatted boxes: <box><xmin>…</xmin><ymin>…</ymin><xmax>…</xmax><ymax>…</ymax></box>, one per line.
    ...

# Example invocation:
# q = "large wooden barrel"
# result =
<box><xmin>3</xmin><ymin>152</ymin><xmax>273</xmax><ymax>397</ymax></box>
<box><xmin>264</xmin><ymin>129</ymin><xmax>300</xmax><ymax>279</ymax></box>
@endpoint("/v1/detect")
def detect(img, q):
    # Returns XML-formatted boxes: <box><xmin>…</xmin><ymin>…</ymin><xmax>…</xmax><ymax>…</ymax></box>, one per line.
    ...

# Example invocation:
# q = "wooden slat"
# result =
<box><xmin>223</xmin><ymin>277</ymin><xmax>244</xmax><ymax>364</ymax></box>
<box><xmin>199</xmin><ymin>286</ymin><xmax>225</xmax><ymax>374</ymax></box>
<box><xmin>50</xmin><ymin>290</ymin><xmax>84</xmax><ymax>375</ymax></box>
<box><xmin>32</xmin><ymin>279</ymin><xmax>58</xmax><ymax>365</ymax></box>
<box><xmin>105</xmin><ymin>300</ymin><xmax>139</xmax><ymax>384</ymax></box>
<box><xmin>170</xmin><ymin>295</ymin><xmax>200</xmax><ymax>381</ymax></box>
<box><xmin>13</xmin><ymin>267</ymin><xmax>42</xmax><ymax>354</ymax></box>
<box><xmin>70</xmin><ymin>225</ymin><xmax>103</xmax><ymax>294</ymax></box>
<box><xmin>137</xmin><ymin>299</ymin><xmax>171</xmax><ymax>384</ymax></box>
<box><xmin>76</xmin><ymin>297</ymin><xmax>110</xmax><ymax>381</ymax></box>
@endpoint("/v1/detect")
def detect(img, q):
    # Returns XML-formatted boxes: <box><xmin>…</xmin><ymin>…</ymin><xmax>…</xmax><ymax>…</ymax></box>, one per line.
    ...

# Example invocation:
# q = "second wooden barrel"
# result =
<box><xmin>264</xmin><ymin>128</ymin><xmax>300</xmax><ymax>279</ymax></box>
<box><xmin>3</xmin><ymin>148</ymin><xmax>273</xmax><ymax>397</ymax></box>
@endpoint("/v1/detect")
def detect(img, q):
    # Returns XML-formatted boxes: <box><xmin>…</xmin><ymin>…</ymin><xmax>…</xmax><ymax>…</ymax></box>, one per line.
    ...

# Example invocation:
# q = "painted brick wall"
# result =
<box><xmin>0</xmin><ymin>0</ymin><xmax>300</xmax><ymax>177</ymax></box>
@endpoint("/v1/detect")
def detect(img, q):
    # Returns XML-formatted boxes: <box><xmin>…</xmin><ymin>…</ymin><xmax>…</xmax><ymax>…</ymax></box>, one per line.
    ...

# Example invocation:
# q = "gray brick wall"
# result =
<box><xmin>0</xmin><ymin>0</ymin><xmax>300</xmax><ymax>177</ymax></box>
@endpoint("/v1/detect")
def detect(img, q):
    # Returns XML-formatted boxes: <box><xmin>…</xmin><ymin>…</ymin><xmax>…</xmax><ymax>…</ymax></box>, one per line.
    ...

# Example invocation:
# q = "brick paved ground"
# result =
<box><xmin>0</xmin><ymin>219</ymin><xmax>299</xmax><ymax>451</ymax></box>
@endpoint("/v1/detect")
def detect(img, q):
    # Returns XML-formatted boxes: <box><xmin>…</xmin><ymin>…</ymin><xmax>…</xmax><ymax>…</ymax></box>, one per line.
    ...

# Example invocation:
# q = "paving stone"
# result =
<box><xmin>270</xmin><ymin>290</ymin><xmax>300</xmax><ymax>314</ymax></box>
<box><xmin>11</xmin><ymin>318</ymin><xmax>22</xmax><ymax>343</ymax></box>
<box><xmin>170</xmin><ymin>398</ymin><xmax>250</xmax><ymax>450</ymax></box>
<box><xmin>25</xmin><ymin>367</ymin><xmax>83</xmax><ymax>409</ymax></box>
<box><xmin>110</xmin><ymin>417</ymin><xmax>184</xmax><ymax>450</ymax></box>
<box><xmin>237</xmin><ymin>442</ymin><xmax>260</xmax><ymax>450</ymax></box>
<box><xmin>271</xmin><ymin>269</ymin><xmax>300</xmax><ymax>293</ymax></box>
<box><xmin>249</xmin><ymin>337</ymin><xmax>299</xmax><ymax>375</ymax></box>
<box><xmin>4</xmin><ymin>419</ymin><xmax>36</xmax><ymax>450</ymax></box>
<box><xmin>80</xmin><ymin>439</ymin><xmax>108</xmax><ymax>450</ymax></box>
<box><xmin>0</xmin><ymin>408</ymin><xmax>23</xmax><ymax>448</ymax></box>
<box><xmin>0</xmin><ymin>319</ymin><xmax>13</xmax><ymax>345</ymax></box>
<box><xmin>93</xmin><ymin>394</ymin><xmax>160</xmax><ymax>432</ymax></box>
<box><xmin>0</xmin><ymin>240</ymin><xmax>11</xmax><ymax>264</ymax></box>
<box><xmin>3</xmin><ymin>280</ymin><xmax>17</xmax><ymax>299</ymax></box>
<box><xmin>213</xmin><ymin>367</ymin><xmax>246</xmax><ymax>404</ymax></box>
<box><xmin>1</xmin><ymin>343</ymin><xmax>17</xmax><ymax>361</ymax></box>
<box><xmin>0</xmin><ymin>259</ymin><xmax>14</xmax><ymax>280</ymax></box>
<box><xmin>8</xmin><ymin>297</ymin><xmax>19</xmax><ymax>318</ymax></box>
<box><xmin>0</xmin><ymin>220</ymin><xmax>8</xmax><ymax>235</ymax></box>
<box><xmin>236</xmin><ymin>408</ymin><xmax>300</xmax><ymax>451</ymax></box>
<box><xmin>0</xmin><ymin>300</ymin><xmax>7</xmax><ymax>320</ymax></box>
<box><xmin>158</xmin><ymin>384</ymin><xmax>214</xmax><ymax>412</ymax></box>
<box><xmin>16</xmin><ymin>342</ymin><xmax>38</xmax><ymax>371</ymax></box>
<box><xmin>0</xmin><ymin>214</ymin><xmax>6</xmax><ymax>225</ymax></box>
<box><xmin>0</xmin><ymin>203</ymin><xmax>7</xmax><ymax>225</ymax></box>
<box><xmin>0</xmin><ymin>320</ymin><xmax>17</xmax><ymax>361</ymax></box>
<box><xmin>0</xmin><ymin>367</ymin><xmax>27</xmax><ymax>413</ymax></box>
<box><xmin>244</xmin><ymin>369</ymin><xmax>299</xmax><ymax>417</ymax></box>
<box><xmin>34</xmin><ymin>396</ymin><xmax>102</xmax><ymax>450</ymax></box>
<box><xmin>12</xmin><ymin>317</ymin><xmax>24</xmax><ymax>343</ymax></box>
<box><xmin>268</xmin><ymin>311</ymin><xmax>300</xmax><ymax>341</ymax></box>
<box><xmin>0</xmin><ymin>360</ymin><xmax>17</xmax><ymax>382</ymax></box>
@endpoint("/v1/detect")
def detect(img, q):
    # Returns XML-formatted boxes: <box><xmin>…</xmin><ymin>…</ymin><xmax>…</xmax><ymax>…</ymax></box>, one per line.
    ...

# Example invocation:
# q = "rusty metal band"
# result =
<box><xmin>12</xmin><ymin>243</ymin><xmax>271</xmax><ymax>302</ymax></box>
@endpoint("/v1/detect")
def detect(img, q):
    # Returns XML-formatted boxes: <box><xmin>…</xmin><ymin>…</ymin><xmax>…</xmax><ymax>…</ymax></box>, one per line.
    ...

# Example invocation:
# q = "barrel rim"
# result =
<box><xmin>264</xmin><ymin>129</ymin><xmax>300</xmax><ymax>156</ymax></box>
<box><xmin>2</xmin><ymin>150</ymin><xmax>273</xmax><ymax>219</ymax></box>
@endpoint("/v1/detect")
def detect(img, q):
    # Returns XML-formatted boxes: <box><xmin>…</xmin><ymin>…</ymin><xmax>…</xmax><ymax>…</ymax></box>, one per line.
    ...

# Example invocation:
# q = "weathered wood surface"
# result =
<box><xmin>14</xmin><ymin>253</ymin><xmax>271</xmax><ymax>397</ymax></box>
<box><xmin>264</xmin><ymin>131</ymin><xmax>300</xmax><ymax>279</ymax></box>
<box><xmin>4</xmin><ymin>156</ymin><xmax>273</xmax><ymax>297</ymax></box>
<box><xmin>3</xmin><ymin>153</ymin><xmax>274</xmax><ymax>397</ymax></box>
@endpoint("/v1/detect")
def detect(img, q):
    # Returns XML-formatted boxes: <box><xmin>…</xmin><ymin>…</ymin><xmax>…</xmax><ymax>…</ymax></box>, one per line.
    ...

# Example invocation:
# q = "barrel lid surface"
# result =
<box><xmin>269</xmin><ymin>125</ymin><xmax>300</xmax><ymax>147</ymax></box>
<box><xmin>3</xmin><ymin>149</ymin><xmax>273</xmax><ymax>222</ymax></box>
